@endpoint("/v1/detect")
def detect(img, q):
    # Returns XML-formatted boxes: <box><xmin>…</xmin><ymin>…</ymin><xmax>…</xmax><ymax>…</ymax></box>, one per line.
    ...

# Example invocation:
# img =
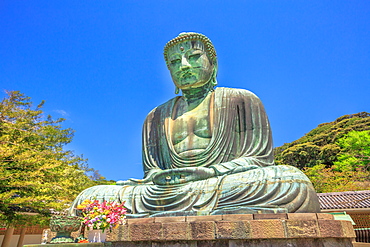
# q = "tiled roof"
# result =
<box><xmin>317</xmin><ymin>190</ymin><xmax>370</xmax><ymax>210</ymax></box>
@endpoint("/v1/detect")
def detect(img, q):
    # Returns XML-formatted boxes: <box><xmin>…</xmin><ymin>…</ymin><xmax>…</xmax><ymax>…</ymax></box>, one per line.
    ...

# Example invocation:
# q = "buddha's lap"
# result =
<box><xmin>74</xmin><ymin>165</ymin><xmax>311</xmax><ymax>205</ymax></box>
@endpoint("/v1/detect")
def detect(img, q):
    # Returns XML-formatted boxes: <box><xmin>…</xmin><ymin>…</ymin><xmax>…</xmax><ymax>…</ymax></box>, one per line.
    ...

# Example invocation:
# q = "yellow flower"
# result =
<box><xmin>77</xmin><ymin>199</ymin><xmax>92</xmax><ymax>209</ymax></box>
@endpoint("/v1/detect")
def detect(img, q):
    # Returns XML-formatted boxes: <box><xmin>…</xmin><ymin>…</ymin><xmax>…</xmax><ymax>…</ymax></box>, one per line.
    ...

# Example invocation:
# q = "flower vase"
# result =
<box><xmin>88</xmin><ymin>229</ymin><xmax>107</xmax><ymax>243</ymax></box>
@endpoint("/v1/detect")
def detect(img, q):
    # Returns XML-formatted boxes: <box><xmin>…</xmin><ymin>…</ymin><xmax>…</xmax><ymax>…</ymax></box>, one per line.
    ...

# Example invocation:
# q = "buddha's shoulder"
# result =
<box><xmin>146</xmin><ymin>96</ymin><xmax>180</xmax><ymax>116</ymax></box>
<box><xmin>215</xmin><ymin>87</ymin><xmax>260</xmax><ymax>100</ymax></box>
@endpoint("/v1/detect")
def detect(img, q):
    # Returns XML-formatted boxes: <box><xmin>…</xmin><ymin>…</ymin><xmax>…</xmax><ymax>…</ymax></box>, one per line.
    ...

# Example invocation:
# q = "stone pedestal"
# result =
<box><xmin>24</xmin><ymin>213</ymin><xmax>356</xmax><ymax>247</ymax></box>
<box><xmin>106</xmin><ymin>213</ymin><xmax>355</xmax><ymax>246</ymax></box>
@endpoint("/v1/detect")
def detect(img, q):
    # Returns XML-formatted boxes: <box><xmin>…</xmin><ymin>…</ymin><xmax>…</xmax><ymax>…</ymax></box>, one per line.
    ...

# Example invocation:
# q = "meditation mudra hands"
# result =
<box><xmin>152</xmin><ymin>167</ymin><xmax>216</xmax><ymax>185</ymax></box>
<box><xmin>116</xmin><ymin>167</ymin><xmax>216</xmax><ymax>185</ymax></box>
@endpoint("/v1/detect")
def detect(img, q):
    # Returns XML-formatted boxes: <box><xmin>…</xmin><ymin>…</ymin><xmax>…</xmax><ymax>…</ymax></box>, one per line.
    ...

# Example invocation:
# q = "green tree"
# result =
<box><xmin>0</xmin><ymin>91</ymin><xmax>99</xmax><ymax>226</ymax></box>
<box><xmin>334</xmin><ymin>130</ymin><xmax>370</xmax><ymax>172</ymax></box>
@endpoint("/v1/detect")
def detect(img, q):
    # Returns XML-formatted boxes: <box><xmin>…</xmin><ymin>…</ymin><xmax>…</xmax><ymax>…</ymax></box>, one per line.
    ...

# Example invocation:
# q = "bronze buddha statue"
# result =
<box><xmin>70</xmin><ymin>32</ymin><xmax>320</xmax><ymax>217</ymax></box>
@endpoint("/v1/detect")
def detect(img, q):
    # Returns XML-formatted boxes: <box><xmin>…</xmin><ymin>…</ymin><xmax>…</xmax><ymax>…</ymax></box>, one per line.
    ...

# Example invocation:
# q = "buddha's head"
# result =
<box><xmin>164</xmin><ymin>32</ymin><xmax>218</xmax><ymax>93</ymax></box>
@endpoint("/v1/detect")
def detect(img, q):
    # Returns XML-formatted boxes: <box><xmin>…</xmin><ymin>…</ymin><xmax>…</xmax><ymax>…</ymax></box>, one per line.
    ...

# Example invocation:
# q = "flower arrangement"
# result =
<box><xmin>76</xmin><ymin>199</ymin><xmax>127</xmax><ymax>232</ymax></box>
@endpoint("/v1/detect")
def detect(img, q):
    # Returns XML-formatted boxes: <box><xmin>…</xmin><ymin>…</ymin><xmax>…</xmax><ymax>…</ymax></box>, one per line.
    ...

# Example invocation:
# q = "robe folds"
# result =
<box><xmin>70</xmin><ymin>87</ymin><xmax>320</xmax><ymax>216</ymax></box>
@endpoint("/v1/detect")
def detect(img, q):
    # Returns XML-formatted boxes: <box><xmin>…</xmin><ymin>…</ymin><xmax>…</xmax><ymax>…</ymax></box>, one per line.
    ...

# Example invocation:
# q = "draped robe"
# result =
<box><xmin>70</xmin><ymin>87</ymin><xmax>320</xmax><ymax>216</ymax></box>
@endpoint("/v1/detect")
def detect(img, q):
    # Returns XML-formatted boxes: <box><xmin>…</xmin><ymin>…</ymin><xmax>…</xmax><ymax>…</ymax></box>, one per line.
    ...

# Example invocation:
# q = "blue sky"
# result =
<box><xmin>1</xmin><ymin>1</ymin><xmax>369</xmax><ymax>181</ymax></box>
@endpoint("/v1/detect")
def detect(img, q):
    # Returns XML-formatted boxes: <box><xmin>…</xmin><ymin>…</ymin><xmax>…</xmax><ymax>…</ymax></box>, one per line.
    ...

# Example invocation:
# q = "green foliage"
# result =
<box><xmin>304</xmin><ymin>130</ymin><xmax>370</xmax><ymax>193</ymax></box>
<box><xmin>275</xmin><ymin>142</ymin><xmax>321</xmax><ymax>169</ymax></box>
<box><xmin>295</xmin><ymin>130</ymin><xmax>370</xmax><ymax>193</ymax></box>
<box><xmin>275</xmin><ymin>112</ymin><xmax>370</xmax><ymax>168</ymax></box>
<box><xmin>334</xmin><ymin>130</ymin><xmax>370</xmax><ymax>172</ymax></box>
<box><xmin>303</xmin><ymin>163</ymin><xmax>370</xmax><ymax>193</ymax></box>
<box><xmin>274</xmin><ymin>113</ymin><xmax>370</xmax><ymax>193</ymax></box>
<box><xmin>0</xmin><ymin>91</ymin><xmax>102</xmax><ymax>226</ymax></box>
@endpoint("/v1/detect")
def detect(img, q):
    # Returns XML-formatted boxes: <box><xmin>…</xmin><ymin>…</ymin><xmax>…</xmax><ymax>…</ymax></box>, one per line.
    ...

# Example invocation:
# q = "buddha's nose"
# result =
<box><xmin>180</xmin><ymin>56</ymin><xmax>191</xmax><ymax>70</ymax></box>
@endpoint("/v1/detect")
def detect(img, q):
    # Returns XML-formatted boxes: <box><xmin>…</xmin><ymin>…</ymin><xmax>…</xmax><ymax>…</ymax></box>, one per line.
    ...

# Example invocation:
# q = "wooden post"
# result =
<box><xmin>17</xmin><ymin>228</ymin><xmax>26</xmax><ymax>247</ymax></box>
<box><xmin>1</xmin><ymin>227</ymin><xmax>14</xmax><ymax>247</ymax></box>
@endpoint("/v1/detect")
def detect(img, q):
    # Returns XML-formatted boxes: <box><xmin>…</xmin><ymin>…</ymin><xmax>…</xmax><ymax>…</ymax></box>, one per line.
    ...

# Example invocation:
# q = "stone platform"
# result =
<box><xmin>25</xmin><ymin>213</ymin><xmax>356</xmax><ymax>247</ymax></box>
<box><xmin>106</xmin><ymin>213</ymin><xmax>355</xmax><ymax>246</ymax></box>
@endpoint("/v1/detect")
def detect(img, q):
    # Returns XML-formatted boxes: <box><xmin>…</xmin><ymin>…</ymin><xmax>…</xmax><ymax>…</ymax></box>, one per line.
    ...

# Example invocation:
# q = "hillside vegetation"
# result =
<box><xmin>274</xmin><ymin>112</ymin><xmax>370</xmax><ymax>193</ymax></box>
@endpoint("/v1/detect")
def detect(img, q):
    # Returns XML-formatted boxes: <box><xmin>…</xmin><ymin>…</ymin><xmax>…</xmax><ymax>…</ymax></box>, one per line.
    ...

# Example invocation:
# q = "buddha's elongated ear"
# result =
<box><xmin>211</xmin><ymin>59</ymin><xmax>218</xmax><ymax>86</ymax></box>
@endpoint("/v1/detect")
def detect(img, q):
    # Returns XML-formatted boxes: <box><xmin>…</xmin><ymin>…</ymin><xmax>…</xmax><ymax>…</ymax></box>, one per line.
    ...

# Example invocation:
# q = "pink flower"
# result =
<box><xmin>77</xmin><ymin>199</ymin><xmax>127</xmax><ymax>231</ymax></box>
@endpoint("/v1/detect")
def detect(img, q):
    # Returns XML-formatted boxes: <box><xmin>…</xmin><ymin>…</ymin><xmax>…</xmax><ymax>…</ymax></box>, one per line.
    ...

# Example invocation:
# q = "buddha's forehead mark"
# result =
<box><xmin>168</xmin><ymin>41</ymin><xmax>205</xmax><ymax>55</ymax></box>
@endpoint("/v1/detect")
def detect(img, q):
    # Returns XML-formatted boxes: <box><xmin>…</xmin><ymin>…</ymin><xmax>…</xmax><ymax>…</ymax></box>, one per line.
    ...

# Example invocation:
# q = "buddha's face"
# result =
<box><xmin>167</xmin><ymin>40</ymin><xmax>214</xmax><ymax>90</ymax></box>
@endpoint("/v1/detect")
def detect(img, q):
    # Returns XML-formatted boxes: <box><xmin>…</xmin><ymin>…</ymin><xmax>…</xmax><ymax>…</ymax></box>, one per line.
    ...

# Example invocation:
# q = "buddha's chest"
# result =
<box><xmin>171</xmin><ymin>106</ymin><xmax>211</xmax><ymax>142</ymax></box>
<box><xmin>169</xmin><ymin>96</ymin><xmax>213</xmax><ymax>155</ymax></box>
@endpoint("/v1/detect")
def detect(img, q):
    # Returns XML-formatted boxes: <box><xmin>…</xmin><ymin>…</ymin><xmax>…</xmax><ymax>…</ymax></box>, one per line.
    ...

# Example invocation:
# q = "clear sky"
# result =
<box><xmin>1</xmin><ymin>1</ymin><xmax>369</xmax><ymax>181</ymax></box>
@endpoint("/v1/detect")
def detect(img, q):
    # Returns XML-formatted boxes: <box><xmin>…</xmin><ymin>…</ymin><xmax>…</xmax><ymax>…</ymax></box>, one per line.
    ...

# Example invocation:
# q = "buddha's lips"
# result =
<box><xmin>179</xmin><ymin>71</ymin><xmax>195</xmax><ymax>78</ymax></box>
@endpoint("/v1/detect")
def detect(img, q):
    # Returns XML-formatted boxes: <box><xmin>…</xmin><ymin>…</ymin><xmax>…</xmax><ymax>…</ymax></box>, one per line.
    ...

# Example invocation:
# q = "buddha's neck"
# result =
<box><xmin>181</xmin><ymin>83</ymin><xmax>214</xmax><ymax>110</ymax></box>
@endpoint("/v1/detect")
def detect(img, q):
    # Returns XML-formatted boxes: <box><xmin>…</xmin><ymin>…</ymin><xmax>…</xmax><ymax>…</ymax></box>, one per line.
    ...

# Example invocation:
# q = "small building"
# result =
<box><xmin>317</xmin><ymin>190</ymin><xmax>370</xmax><ymax>243</ymax></box>
<box><xmin>0</xmin><ymin>225</ymin><xmax>46</xmax><ymax>247</ymax></box>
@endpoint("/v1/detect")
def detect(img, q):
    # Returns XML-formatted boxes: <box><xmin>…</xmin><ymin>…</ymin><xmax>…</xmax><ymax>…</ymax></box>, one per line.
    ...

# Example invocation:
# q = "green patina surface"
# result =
<box><xmin>69</xmin><ymin>32</ymin><xmax>321</xmax><ymax>217</ymax></box>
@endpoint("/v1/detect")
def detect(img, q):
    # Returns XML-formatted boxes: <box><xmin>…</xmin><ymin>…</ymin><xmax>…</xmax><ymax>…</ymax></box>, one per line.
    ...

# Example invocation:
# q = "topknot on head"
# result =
<box><xmin>163</xmin><ymin>32</ymin><xmax>217</xmax><ymax>68</ymax></box>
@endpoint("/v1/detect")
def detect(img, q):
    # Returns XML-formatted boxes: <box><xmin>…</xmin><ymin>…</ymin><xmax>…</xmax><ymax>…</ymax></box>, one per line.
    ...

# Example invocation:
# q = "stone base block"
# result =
<box><xmin>24</xmin><ymin>213</ymin><xmax>356</xmax><ymax>247</ymax></box>
<box><xmin>106</xmin><ymin>213</ymin><xmax>355</xmax><ymax>246</ymax></box>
